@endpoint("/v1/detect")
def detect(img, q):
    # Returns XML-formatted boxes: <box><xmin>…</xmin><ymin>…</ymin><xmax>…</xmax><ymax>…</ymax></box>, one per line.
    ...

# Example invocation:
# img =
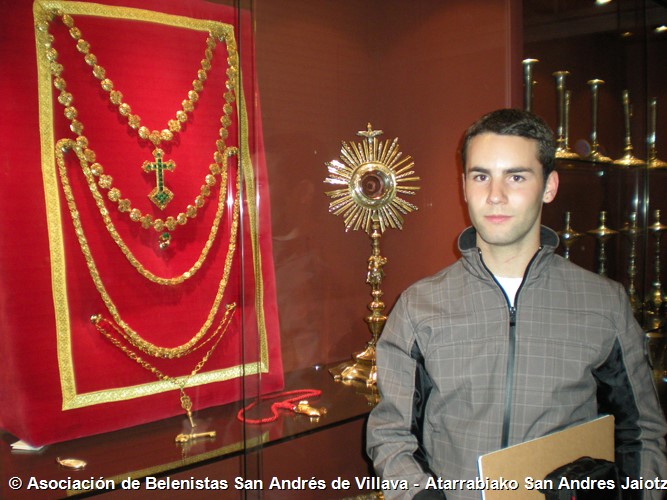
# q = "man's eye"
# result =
<box><xmin>511</xmin><ymin>175</ymin><xmax>525</xmax><ymax>182</ymax></box>
<box><xmin>473</xmin><ymin>174</ymin><xmax>487</xmax><ymax>181</ymax></box>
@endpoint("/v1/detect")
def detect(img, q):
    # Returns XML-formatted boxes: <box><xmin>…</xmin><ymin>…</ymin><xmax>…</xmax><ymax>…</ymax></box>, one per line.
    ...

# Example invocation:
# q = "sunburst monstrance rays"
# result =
<box><xmin>324</xmin><ymin>125</ymin><xmax>420</xmax><ymax>234</ymax></box>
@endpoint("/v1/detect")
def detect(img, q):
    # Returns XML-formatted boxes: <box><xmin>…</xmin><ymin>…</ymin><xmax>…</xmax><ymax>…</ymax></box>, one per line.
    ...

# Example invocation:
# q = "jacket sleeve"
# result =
<box><xmin>366</xmin><ymin>293</ymin><xmax>445</xmax><ymax>500</ymax></box>
<box><xmin>592</xmin><ymin>283</ymin><xmax>667</xmax><ymax>500</ymax></box>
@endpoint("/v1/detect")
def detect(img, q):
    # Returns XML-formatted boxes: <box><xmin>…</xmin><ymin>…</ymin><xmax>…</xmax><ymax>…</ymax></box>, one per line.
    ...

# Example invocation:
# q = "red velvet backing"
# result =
<box><xmin>0</xmin><ymin>0</ymin><xmax>283</xmax><ymax>446</ymax></box>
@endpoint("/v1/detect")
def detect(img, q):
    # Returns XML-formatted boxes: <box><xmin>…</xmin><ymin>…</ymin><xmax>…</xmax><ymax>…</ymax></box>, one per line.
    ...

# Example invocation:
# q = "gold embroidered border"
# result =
<box><xmin>33</xmin><ymin>0</ymin><xmax>270</xmax><ymax>410</ymax></box>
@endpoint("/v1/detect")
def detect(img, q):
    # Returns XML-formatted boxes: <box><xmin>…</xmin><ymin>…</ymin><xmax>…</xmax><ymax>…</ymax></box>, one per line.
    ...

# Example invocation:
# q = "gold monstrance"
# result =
<box><xmin>324</xmin><ymin>124</ymin><xmax>419</xmax><ymax>386</ymax></box>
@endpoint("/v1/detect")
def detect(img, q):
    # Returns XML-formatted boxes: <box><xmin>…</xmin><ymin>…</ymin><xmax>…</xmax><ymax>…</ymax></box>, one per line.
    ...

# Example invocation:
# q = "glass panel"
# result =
<box><xmin>0</xmin><ymin>0</ymin><xmax>266</xmax><ymax>492</ymax></box>
<box><xmin>247</xmin><ymin>0</ymin><xmax>523</xmax><ymax>491</ymax></box>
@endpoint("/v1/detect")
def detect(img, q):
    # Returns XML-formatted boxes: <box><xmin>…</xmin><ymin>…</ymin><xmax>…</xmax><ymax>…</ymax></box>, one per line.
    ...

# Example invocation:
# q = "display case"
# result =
<box><xmin>523</xmin><ymin>0</ymin><xmax>667</xmax><ymax>409</ymax></box>
<box><xmin>1</xmin><ymin>0</ymin><xmax>664</xmax><ymax>498</ymax></box>
<box><xmin>1</xmin><ymin>0</ymin><xmax>523</xmax><ymax>497</ymax></box>
<box><xmin>1</xmin><ymin>1</ymin><xmax>287</xmax><ymax>496</ymax></box>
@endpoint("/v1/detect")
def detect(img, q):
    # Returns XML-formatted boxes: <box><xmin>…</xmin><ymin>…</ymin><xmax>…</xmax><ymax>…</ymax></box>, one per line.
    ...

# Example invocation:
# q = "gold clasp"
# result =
<box><xmin>293</xmin><ymin>400</ymin><xmax>327</xmax><ymax>421</ymax></box>
<box><xmin>174</xmin><ymin>431</ymin><xmax>216</xmax><ymax>443</ymax></box>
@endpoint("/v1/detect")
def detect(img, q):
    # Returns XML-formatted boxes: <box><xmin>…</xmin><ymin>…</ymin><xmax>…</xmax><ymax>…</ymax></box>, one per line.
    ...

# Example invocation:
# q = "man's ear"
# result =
<box><xmin>543</xmin><ymin>170</ymin><xmax>559</xmax><ymax>204</ymax></box>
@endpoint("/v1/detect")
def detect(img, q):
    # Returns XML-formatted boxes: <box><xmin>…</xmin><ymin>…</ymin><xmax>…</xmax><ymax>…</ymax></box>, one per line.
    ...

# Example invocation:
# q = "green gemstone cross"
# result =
<box><xmin>142</xmin><ymin>149</ymin><xmax>176</xmax><ymax>210</ymax></box>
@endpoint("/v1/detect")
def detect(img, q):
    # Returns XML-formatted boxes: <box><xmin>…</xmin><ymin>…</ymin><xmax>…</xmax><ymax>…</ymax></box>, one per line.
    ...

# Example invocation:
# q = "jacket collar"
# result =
<box><xmin>458</xmin><ymin>225</ymin><xmax>560</xmax><ymax>281</ymax></box>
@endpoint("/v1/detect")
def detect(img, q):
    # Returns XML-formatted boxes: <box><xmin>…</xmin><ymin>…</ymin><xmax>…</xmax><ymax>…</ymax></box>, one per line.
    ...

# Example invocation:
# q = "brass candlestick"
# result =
<box><xmin>646</xmin><ymin>210</ymin><xmax>667</xmax><ymax>329</ymax></box>
<box><xmin>613</xmin><ymin>90</ymin><xmax>644</xmax><ymax>167</ymax></box>
<box><xmin>324</xmin><ymin>124</ymin><xmax>419</xmax><ymax>386</ymax></box>
<box><xmin>648</xmin><ymin>98</ymin><xmax>667</xmax><ymax>170</ymax></box>
<box><xmin>565</xmin><ymin>91</ymin><xmax>579</xmax><ymax>159</ymax></box>
<box><xmin>523</xmin><ymin>59</ymin><xmax>539</xmax><ymax>112</ymax></box>
<box><xmin>587</xmin><ymin>211</ymin><xmax>617</xmax><ymax>276</ymax></box>
<box><xmin>584</xmin><ymin>79</ymin><xmax>612</xmax><ymax>163</ymax></box>
<box><xmin>553</xmin><ymin>72</ymin><xmax>580</xmax><ymax>160</ymax></box>
<box><xmin>619</xmin><ymin>211</ymin><xmax>641</xmax><ymax>316</ymax></box>
<box><xmin>557</xmin><ymin>211</ymin><xmax>582</xmax><ymax>260</ymax></box>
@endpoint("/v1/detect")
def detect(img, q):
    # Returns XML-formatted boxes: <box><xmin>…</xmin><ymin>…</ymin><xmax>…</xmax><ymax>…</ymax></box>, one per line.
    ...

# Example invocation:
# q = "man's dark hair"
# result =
<box><xmin>461</xmin><ymin>108</ymin><xmax>556</xmax><ymax>183</ymax></box>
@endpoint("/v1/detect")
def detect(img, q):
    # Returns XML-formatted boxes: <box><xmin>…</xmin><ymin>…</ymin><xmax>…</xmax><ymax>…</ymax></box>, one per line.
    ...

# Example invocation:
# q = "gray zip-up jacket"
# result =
<box><xmin>367</xmin><ymin>226</ymin><xmax>667</xmax><ymax>500</ymax></box>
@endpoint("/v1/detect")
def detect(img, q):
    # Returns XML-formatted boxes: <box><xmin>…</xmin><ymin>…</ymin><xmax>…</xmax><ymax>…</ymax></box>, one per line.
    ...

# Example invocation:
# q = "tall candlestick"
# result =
<box><xmin>584</xmin><ymin>79</ymin><xmax>612</xmax><ymax>163</ymax></box>
<box><xmin>523</xmin><ymin>59</ymin><xmax>539</xmax><ymax>112</ymax></box>
<box><xmin>587</xmin><ymin>210</ymin><xmax>617</xmax><ymax>276</ymax></box>
<box><xmin>646</xmin><ymin>210</ymin><xmax>667</xmax><ymax>329</ymax></box>
<box><xmin>557</xmin><ymin>211</ymin><xmax>582</xmax><ymax>260</ymax></box>
<box><xmin>648</xmin><ymin>97</ymin><xmax>667</xmax><ymax>169</ymax></box>
<box><xmin>619</xmin><ymin>211</ymin><xmax>641</xmax><ymax>316</ymax></box>
<box><xmin>553</xmin><ymin>71</ymin><xmax>579</xmax><ymax>160</ymax></box>
<box><xmin>613</xmin><ymin>90</ymin><xmax>644</xmax><ymax>166</ymax></box>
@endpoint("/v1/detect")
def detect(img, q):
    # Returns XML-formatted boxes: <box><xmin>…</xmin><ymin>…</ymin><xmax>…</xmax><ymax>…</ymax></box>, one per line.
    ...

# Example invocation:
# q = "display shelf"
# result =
<box><xmin>525</xmin><ymin>0</ymin><xmax>666</xmax><ymax>331</ymax></box>
<box><xmin>0</xmin><ymin>363</ymin><xmax>375</xmax><ymax>499</ymax></box>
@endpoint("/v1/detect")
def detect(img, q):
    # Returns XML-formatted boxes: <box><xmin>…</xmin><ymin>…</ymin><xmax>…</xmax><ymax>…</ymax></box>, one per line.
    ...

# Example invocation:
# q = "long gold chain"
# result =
<box><xmin>56</xmin><ymin>139</ymin><xmax>237</xmax><ymax>285</ymax></box>
<box><xmin>39</xmin><ymin>9</ymin><xmax>238</xmax><ymax>238</ymax></box>
<box><xmin>53</xmin><ymin>10</ymin><xmax>220</xmax><ymax>147</ymax></box>
<box><xmin>91</xmin><ymin>303</ymin><xmax>237</xmax><ymax>427</ymax></box>
<box><xmin>56</xmin><ymin>138</ymin><xmax>241</xmax><ymax>358</ymax></box>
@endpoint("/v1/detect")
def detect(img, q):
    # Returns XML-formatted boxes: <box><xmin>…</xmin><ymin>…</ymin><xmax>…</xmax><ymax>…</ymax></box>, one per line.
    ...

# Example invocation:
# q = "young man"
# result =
<box><xmin>366</xmin><ymin>109</ymin><xmax>667</xmax><ymax>500</ymax></box>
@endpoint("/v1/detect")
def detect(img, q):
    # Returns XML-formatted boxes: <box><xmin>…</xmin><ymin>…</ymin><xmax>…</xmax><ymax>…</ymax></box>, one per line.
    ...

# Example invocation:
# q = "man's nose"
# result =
<box><xmin>487</xmin><ymin>179</ymin><xmax>506</xmax><ymax>204</ymax></box>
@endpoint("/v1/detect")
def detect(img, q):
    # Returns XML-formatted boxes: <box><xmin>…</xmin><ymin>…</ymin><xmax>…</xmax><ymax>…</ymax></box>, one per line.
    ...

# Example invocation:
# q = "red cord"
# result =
<box><xmin>236</xmin><ymin>389</ymin><xmax>323</xmax><ymax>424</ymax></box>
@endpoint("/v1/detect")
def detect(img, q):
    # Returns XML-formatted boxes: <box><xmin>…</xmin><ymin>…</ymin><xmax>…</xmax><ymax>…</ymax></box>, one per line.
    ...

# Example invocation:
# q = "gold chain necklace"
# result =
<box><xmin>54</xmin><ymin>10</ymin><xmax>216</xmax><ymax>147</ymax></box>
<box><xmin>40</xmin><ymin>9</ymin><xmax>238</xmax><ymax>246</ymax></box>
<box><xmin>56</xmin><ymin>138</ymin><xmax>240</xmax><ymax>358</ymax></box>
<box><xmin>55</xmin><ymin>139</ymin><xmax>237</xmax><ymax>285</ymax></box>
<box><xmin>91</xmin><ymin>303</ymin><xmax>237</xmax><ymax>429</ymax></box>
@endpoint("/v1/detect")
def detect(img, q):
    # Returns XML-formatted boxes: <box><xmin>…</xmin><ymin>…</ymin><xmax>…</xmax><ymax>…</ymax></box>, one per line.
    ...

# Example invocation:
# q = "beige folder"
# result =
<box><xmin>477</xmin><ymin>415</ymin><xmax>615</xmax><ymax>499</ymax></box>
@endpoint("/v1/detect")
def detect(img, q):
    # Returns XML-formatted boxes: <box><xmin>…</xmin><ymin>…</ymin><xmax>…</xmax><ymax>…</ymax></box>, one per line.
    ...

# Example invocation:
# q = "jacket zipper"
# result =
<box><xmin>501</xmin><ymin>306</ymin><xmax>517</xmax><ymax>449</ymax></box>
<box><xmin>478</xmin><ymin>247</ymin><xmax>542</xmax><ymax>449</ymax></box>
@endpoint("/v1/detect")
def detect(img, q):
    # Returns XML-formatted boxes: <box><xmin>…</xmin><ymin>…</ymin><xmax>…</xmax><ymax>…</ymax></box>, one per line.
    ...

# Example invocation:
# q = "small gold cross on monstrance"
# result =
<box><xmin>357</xmin><ymin>123</ymin><xmax>383</xmax><ymax>153</ymax></box>
<box><xmin>142</xmin><ymin>148</ymin><xmax>175</xmax><ymax>210</ymax></box>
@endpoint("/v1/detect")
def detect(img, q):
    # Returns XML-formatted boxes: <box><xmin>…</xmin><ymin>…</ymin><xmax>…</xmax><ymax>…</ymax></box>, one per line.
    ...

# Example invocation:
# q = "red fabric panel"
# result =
<box><xmin>0</xmin><ymin>0</ymin><xmax>282</xmax><ymax>446</ymax></box>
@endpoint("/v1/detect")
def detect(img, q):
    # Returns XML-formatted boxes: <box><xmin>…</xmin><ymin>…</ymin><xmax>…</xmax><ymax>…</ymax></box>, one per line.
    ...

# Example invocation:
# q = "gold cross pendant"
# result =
<box><xmin>142</xmin><ymin>148</ymin><xmax>176</xmax><ymax>210</ymax></box>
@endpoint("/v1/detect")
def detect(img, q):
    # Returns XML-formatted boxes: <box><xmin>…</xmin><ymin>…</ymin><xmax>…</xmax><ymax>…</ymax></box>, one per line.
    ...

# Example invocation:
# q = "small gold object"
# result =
<box><xmin>175</xmin><ymin>431</ymin><xmax>216</xmax><ymax>443</ymax></box>
<box><xmin>56</xmin><ymin>457</ymin><xmax>87</xmax><ymax>470</ymax></box>
<box><xmin>293</xmin><ymin>401</ymin><xmax>327</xmax><ymax>420</ymax></box>
<box><xmin>613</xmin><ymin>90</ymin><xmax>644</xmax><ymax>167</ymax></box>
<box><xmin>584</xmin><ymin>79</ymin><xmax>612</xmax><ymax>163</ymax></box>
<box><xmin>324</xmin><ymin>124</ymin><xmax>419</xmax><ymax>386</ymax></box>
<box><xmin>158</xmin><ymin>231</ymin><xmax>172</xmax><ymax>250</ymax></box>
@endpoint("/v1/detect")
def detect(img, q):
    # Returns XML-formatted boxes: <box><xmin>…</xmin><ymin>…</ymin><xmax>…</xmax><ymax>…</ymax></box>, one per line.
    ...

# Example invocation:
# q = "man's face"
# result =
<box><xmin>462</xmin><ymin>133</ymin><xmax>558</xmax><ymax>253</ymax></box>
